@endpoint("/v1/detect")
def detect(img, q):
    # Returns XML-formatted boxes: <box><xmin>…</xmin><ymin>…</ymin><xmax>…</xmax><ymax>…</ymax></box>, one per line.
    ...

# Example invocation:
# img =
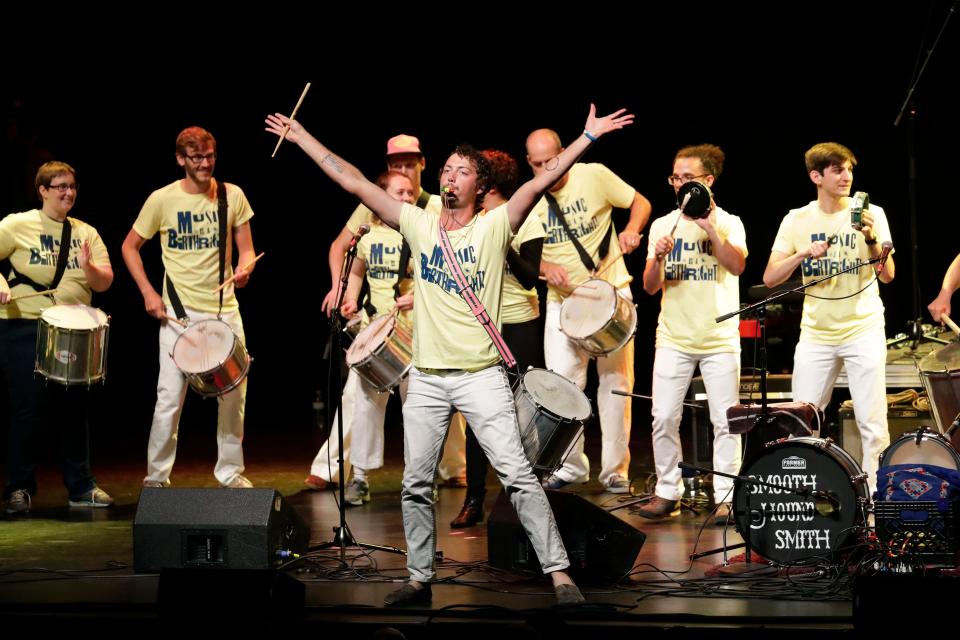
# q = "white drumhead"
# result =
<box><xmin>559</xmin><ymin>279</ymin><xmax>618</xmax><ymax>339</ymax></box>
<box><xmin>522</xmin><ymin>369</ymin><xmax>592</xmax><ymax>420</ymax></box>
<box><xmin>172</xmin><ymin>319</ymin><xmax>237</xmax><ymax>373</ymax></box>
<box><xmin>345</xmin><ymin>315</ymin><xmax>395</xmax><ymax>365</ymax></box>
<box><xmin>41</xmin><ymin>304</ymin><xmax>108</xmax><ymax>330</ymax></box>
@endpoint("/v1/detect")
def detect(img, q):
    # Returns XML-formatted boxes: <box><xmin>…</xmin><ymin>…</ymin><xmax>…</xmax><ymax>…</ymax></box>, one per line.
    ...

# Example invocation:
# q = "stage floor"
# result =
<box><xmin>0</xmin><ymin>423</ymin><xmax>858</xmax><ymax>638</ymax></box>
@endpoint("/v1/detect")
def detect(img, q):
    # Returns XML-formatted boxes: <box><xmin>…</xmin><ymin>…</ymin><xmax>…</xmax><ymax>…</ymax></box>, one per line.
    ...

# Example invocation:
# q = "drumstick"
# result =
<box><xmin>164</xmin><ymin>315</ymin><xmax>188</xmax><ymax>328</ymax></box>
<box><xmin>9</xmin><ymin>288</ymin><xmax>57</xmax><ymax>302</ymax></box>
<box><xmin>271</xmin><ymin>83</ymin><xmax>312</xmax><ymax>158</ymax></box>
<box><xmin>212</xmin><ymin>252</ymin><xmax>266</xmax><ymax>293</ymax></box>
<box><xmin>941</xmin><ymin>313</ymin><xmax>960</xmax><ymax>338</ymax></box>
<box><xmin>655</xmin><ymin>199</ymin><xmax>690</xmax><ymax>260</ymax></box>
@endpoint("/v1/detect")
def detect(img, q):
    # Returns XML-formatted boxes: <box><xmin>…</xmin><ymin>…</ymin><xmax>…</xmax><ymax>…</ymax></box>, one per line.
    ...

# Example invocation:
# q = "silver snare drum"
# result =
<box><xmin>345</xmin><ymin>314</ymin><xmax>413</xmax><ymax>392</ymax></box>
<box><xmin>172</xmin><ymin>319</ymin><xmax>250</xmax><ymax>397</ymax></box>
<box><xmin>559</xmin><ymin>279</ymin><xmax>636</xmax><ymax>356</ymax></box>
<box><xmin>35</xmin><ymin>304</ymin><xmax>110</xmax><ymax>385</ymax></box>
<box><xmin>514</xmin><ymin>368</ymin><xmax>593</xmax><ymax>477</ymax></box>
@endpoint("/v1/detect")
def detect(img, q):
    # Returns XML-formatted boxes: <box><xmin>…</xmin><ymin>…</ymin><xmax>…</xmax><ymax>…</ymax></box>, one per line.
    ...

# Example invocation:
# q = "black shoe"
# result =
<box><xmin>450</xmin><ymin>496</ymin><xmax>484</xmax><ymax>528</ymax></box>
<box><xmin>384</xmin><ymin>583</ymin><xmax>432</xmax><ymax>606</ymax></box>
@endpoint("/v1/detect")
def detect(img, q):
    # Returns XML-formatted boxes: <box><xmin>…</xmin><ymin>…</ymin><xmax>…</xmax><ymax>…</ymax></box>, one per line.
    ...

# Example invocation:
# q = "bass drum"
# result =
<box><xmin>733</xmin><ymin>437</ymin><xmax>869</xmax><ymax>565</ymax></box>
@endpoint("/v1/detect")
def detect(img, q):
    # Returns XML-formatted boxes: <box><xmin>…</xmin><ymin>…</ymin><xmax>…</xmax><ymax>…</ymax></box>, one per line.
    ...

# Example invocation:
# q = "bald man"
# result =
<box><xmin>527</xmin><ymin>128</ymin><xmax>651</xmax><ymax>493</ymax></box>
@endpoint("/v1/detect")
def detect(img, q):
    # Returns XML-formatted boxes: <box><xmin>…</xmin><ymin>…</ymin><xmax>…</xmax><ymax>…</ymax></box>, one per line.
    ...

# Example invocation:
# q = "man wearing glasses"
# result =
<box><xmin>763</xmin><ymin>142</ymin><xmax>894</xmax><ymax>498</ymax></box>
<box><xmin>526</xmin><ymin>128</ymin><xmax>651</xmax><ymax>494</ymax></box>
<box><xmin>122</xmin><ymin>126</ymin><xmax>258</xmax><ymax>490</ymax></box>
<box><xmin>1</xmin><ymin>161</ymin><xmax>115</xmax><ymax>514</ymax></box>
<box><xmin>641</xmin><ymin>144</ymin><xmax>747</xmax><ymax>522</ymax></box>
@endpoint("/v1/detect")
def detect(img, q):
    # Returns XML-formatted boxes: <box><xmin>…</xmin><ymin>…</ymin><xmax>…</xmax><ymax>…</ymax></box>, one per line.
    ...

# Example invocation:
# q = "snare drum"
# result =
<box><xmin>345</xmin><ymin>314</ymin><xmax>413</xmax><ymax>392</ymax></box>
<box><xmin>919</xmin><ymin>342</ymin><xmax>960</xmax><ymax>432</ymax></box>
<box><xmin>733</xmin><ymin>437</ymin><xmax>869</xmax><ymax>565</ymax></box>
<box><xmin>514</xmin><ymin>368</ymin><xmax>592</xmax><ymax>477</ymax></box>
<box><xmin>172</xmin><ymin>319</ymin><xmax>250</xmax><ymax>397</ymax></box>
<box><xmin>878</xmin><ymin>428</ymin><xmax>960</xmax><ymax>470</ymax></box>
<box><xmin>35</xmin><ymin>304</ymin><xmax>110</xmax><ymax>385</ymax></box>
<box><xmin>559</xmin><ymin>279</ymin><xmax>636</xmax><ymax>356</ymax></box>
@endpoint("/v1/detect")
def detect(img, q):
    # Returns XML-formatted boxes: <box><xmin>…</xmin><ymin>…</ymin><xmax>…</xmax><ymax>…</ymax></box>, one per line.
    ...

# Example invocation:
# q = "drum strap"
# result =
<box><xmin>7</xmin><ymin>215</ymin><xmax>73</xmax><ymax>298</ymax></box>
<box><xmin>544</xmin><ymin>192</ymin><xmax>613</xmax><ymax>273</ymax></box>
<box><xmin>436</xmin><ymin>219</ymin><xmax>517</xmax><ymax>369</ymax></box>
<box><xmin>163</xmin><ymin>181</ymin><xmax>230</xmax><ymax>322</ymax></box>
<box><xmin>390</xmin><ymin>189</ymin><xmax>430</xmax><ymax>301</ymax></box>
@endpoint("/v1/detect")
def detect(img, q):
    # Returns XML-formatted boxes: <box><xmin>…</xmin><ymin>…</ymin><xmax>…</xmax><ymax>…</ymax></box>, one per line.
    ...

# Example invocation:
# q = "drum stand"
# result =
<box><xmin>314</xmin><ymin>239</ymin><xmax>406</xmax><ymax>562</ymax></box>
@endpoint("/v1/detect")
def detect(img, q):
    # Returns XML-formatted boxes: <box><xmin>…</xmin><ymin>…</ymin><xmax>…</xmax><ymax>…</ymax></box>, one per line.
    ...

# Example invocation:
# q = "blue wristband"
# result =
<box><xmin>583</xmin><ymin>131</ymin><xmax>597</xmax><ymax>143</ymax></box>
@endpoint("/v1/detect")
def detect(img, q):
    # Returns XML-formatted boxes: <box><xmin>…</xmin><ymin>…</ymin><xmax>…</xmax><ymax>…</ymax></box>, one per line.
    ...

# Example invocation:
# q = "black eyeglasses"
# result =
<box><xmin>667</xmin><ymin>174</ymin><xmax>709</xmax><ymax>187</ymax></box>
<box><xmin>45</xmin><ymin>183</ymin><xmax>77</xmax><ymax>193</ymax></box>
<box><xmin>184</xmin><ymin>152</ymin><xmax>217</xmax><ymax>164</ymax></box>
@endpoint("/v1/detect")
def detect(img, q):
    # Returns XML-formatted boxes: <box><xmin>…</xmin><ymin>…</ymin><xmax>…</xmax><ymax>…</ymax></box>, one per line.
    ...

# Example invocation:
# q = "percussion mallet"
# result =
<box><xmin>941</xmin><ymin>313</ymin><xmax>960</xmax><ymax>338</ymax></box>
<box><xmin>271</xmin><ymin>83</ymin><xmax>311</xmax><ymax>158</ymax></box>
<box><xmin>212</xmin><ymin>252</ymin><xmax>266</xmax><ymax>294</ymax></box>
<box><xmin>163</xmin><ymin>315</ymin><xmax>188</xmax><ymax>328</ymax></box>
<box><xmin>655</xmin><ymin>195</ymin><xmax>691</xmax><ymax>260</ymax></box>
<box><xmin>612</xmin><ymin>388</ymin><xmax>703</xmax><ymax>409</ymax></box>
<box><xmin>9</xmin><ymin>288</ymin><xmax>57</xmax><ymax>302</ymax></box>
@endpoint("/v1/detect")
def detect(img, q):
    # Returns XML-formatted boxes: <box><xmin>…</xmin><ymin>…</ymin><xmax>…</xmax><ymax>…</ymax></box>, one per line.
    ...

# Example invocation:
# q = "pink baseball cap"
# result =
<box><xmin>386</xmin><ymin>134</ymin><xmax>422</xmax><ymax>157</ymax></box>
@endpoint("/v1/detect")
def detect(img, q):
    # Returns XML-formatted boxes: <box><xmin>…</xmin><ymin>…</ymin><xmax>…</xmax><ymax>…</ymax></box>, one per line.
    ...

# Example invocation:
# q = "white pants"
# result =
<box><xmin>650</xmin><ymin>348</ymin><xmax>741</xmax><ymax>502</ymax></box>
<box><xmin>401</xmin><ymin>365</ymin><xmax>568</xmax><ymax>582</ymax></box>
<box><xmin>309</xmin><ymin>371</ymin><xmax>464</xmax><ymax>482</ymax></box>
<box><xmin>544</xmin><ymin>298</ymin><xmax>634</xmax><ymax>485</ymax></box>
<box><xmin>145</xmin><ymin>306</ymin><xmax>246</xmax><ymax>485</ymax></box>
<box><xmin>791</xmin><ymin>328</ymin><xmax>889</xmax><ymax>496</ymax></box>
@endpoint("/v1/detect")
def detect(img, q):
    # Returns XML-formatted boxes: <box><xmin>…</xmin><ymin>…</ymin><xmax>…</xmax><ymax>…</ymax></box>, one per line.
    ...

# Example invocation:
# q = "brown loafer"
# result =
<box><xmin>450</xmin><ymin>497</ymin><xmax>484</xmax><ymax>528</ymax></box>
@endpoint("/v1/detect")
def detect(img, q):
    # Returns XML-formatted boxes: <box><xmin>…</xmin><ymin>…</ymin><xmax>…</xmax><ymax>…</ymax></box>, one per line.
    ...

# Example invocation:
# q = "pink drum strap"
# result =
<box><xmin>437</xmin><ymin>220</ymin><xmax>516</xmax><ymax>369</ymax></box>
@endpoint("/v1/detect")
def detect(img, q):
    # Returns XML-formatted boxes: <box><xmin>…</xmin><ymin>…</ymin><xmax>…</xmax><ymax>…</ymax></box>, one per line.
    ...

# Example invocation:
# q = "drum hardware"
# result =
<box><xmin>35</xmin><ymin>304</ymin><xmax>110</xmax><ymax>386</ymax></box>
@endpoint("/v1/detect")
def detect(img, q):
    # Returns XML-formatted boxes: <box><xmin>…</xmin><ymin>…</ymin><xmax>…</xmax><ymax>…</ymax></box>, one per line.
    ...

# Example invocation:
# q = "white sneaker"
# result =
<box><xmin>604</xmin><ymin>474</ymin><xmax>631</xmax><ymax>494</ymax></box>
<box><xmin>142</xmin><ymin>479</ymin><xmax>170</xmax><ymax>489</ymax></box>
<box><xmin>220</xmin><ymin>475</ymin><xmax>254</xmax><ymax>489</ymax></box>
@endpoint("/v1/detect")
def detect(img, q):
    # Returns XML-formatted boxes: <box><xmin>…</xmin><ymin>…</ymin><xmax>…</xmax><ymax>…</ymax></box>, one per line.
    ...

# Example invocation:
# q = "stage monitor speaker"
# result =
<box><xmin>487</xmin><ymin>490</ymin><xmax>645</xmax><ymax>582</ymax></box>
<box><xmin>133</xmin><ymin>488</ymin><xmax>310</xmax><ymax>573</ymax></box>
<box><xmin>839</xmin><ymin>407</ymin><xmax>935</xmax><ymax>463</ymax></box>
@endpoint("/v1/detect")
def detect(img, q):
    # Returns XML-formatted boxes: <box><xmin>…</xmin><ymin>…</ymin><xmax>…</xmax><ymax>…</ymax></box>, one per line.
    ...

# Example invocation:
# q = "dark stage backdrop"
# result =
<box><xmin>2</xmin><ymin>6</ymin><xmax>959</xmax><ymax>454</ymax></box>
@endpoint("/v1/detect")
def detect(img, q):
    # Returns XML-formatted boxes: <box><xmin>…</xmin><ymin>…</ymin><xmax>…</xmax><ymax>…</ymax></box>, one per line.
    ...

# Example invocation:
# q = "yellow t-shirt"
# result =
<box><xmin>0</xmin><ymin>210</ymin><xmax>110</xmax><ymax>320</ymax></box>
<box><xmin>133</xmin><ymin>179</ymin><xmax>254</xmax><ymax>314</ymax></box>
<box><xmin>356</xmin><ymin>222</ymin><xmax>409</xmax><ymax>320</ymax></box>
<box><xmin>501</xmin><ymin>211</ymin><xmax>545</xmax><ymax>325</ymax></box>
<box><xmin>346</xmin><ymin>191</ymin><xmax>442</xmax><ymax>233</ymax></box>
<box><xmin>771</xmin><ymin>200</ymin><xmax>891</xmax><ymax>345</ymax></box>
<box><xmin>400</xmin><ymin>202</ymin><xmax>512</xmax><ymax>370</ymax></box>
<box><xmin>533</xmin><ymin>163</ymin><xmax>636</xmax><ymax>303</ymax></box>
<box><xmin>646</xmin><ymin>206</ymin><xmax>746</xmax><ymax>353</ymax></box>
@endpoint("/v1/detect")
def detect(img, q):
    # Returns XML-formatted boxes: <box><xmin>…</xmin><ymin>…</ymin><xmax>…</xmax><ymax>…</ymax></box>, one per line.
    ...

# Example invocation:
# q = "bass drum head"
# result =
<box><xmin>559</xmin><ymin>279</ymin><xmax>618</xmax><ymax>339</ymax></box>
<box><xmin>733</xmin><ymin>437</ymin><xmax>867</xmax><ymax>565</ymax></box>
<box><xmin>521</xmin><ymin>369</ymin><xmax>592</xmax><ymax>422</ymax></box>
<box><xmin>172</xmin><ymin>319</ymin><xmax>237</xmax><ymax>374</ymax></box>
<box><xmin>878</xmin><ymin>429</ymin><xmax>960</xmax><ymax>470</ymax></box>
<box><xmin>41</xmin><ymin>304</ymin><xmax>108</xmax><ymax>330</ymax></box>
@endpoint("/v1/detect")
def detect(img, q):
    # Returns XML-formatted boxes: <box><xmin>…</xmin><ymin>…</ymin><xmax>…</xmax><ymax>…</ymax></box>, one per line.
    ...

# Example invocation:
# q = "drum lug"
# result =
<box><xmin>817</xmin><ymin>437</ymin><xmax>836</xmax><ymax>450</ymax></box>
<box><xmin>851</xmin><ymin>472</ymin><xmax>869</xmax><ymax>485</ymax></box>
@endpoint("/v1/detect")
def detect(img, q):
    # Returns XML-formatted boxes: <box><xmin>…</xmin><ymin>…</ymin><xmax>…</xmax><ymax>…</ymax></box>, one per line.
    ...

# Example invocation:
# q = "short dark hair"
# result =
<box><xmin>176</xmin><ymin>126</ymin><xmax>216</xmax><ymax>156</ymax></box>
<box><xmin>804</xmin><ymin>142</ymin><xmax>857</xmax><ymax>174</ymax></box>
<box><xmin>675</xmin><ymin>144</ymin><xmax>725</xmax><ymax>179</ymax></box>
<box><xmin>35</xmin><ymin>161</ymin><xmax>76</xmax><ymax>199</ymax></box>
<box><xmin>439</xmin><ymin>144</ymin><xmax>491</xmax><ymax>209</ymax></box>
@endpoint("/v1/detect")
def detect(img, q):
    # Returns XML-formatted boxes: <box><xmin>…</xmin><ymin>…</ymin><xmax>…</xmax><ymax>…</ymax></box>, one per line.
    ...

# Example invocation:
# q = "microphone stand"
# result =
<box><xmin>314</xmin><ymin>236</ymin><xmax>406</xmax><ymax>561</ymax></box>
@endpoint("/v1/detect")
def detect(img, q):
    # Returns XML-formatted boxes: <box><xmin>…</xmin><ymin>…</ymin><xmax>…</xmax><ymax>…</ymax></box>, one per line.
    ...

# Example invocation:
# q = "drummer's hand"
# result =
<box><xmin>321</xmin><ymin>288</ymin><xmax>339</xmax><ymax>317</ymax></box>
<box><xmin>860</xmin><ymin>208</ymin><xmax>876</xmax><ymax>241</ymax></box>
<box><xmin>396</xmin><ymin>293</ymin><xmax>414</xmax><ymax>311</ymax></box>
<box><xmin>0</xmin><ymin>281</ymin><xmax>10</xmax><ymax>304</ymax></box>
<box><xmin>233</xmin><ymin>264</ymin><xmax>251</xmax><ymax>289</ymax></box>
<box><xmin>144</xmin><ymin>290</ymin><xmax>166</xmax><ymax>320</ymax></box>
<box><xmin>805</xmin><ymin>240</ymin><xmax>830</xmax><ymax>259</ymax></box>
<box><xmin>693</xmin><ymin>206</ymin><xmax>717</xmax><ymax>233</ymax></box>
<box><xmin>78</xmin><ymin>240</ymin><xmax>91</xmax><ymax>270</ymax></box>
<box><xmin>618</xmin><ymin>230</ymin><xmax>643</xmax><ymax>255</ymax></box>
<box><xmin>929</xmin><ymin>293</ymin><xmax>952</xmax><ymax>323</ymax></box>
<box><xmin>541</xmin><ymin>262</ymin><xmax>571</xmax><ymax>288</ymax></box>
<box><xmin>654</xmin><ymin>235</ymin><xmax>675</xmax><ymax>260</ymax></box>
<box><xmin>340</xmin><ymin>299</ymin><xmax>358</xmax><ymax>318</ymax></box>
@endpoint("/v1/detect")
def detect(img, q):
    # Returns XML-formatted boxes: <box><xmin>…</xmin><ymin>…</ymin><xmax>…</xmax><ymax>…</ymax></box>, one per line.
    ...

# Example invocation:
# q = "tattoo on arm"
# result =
<box><xmin>323</xmin><ymin>154</ymin><xmax>345</xmax><ymax>173</ymax></box>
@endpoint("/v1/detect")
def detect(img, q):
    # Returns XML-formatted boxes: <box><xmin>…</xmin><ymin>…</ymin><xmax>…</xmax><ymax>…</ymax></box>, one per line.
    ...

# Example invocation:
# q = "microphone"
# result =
<box><xmin>876</xmin><ymin>241</ymin><xmax>893</xmax><ymax>274</ymax></box>
<box><xmin>348</xmin><ymin>224</ymin><xmax>371</xmax><ymax>248</ymax></box>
